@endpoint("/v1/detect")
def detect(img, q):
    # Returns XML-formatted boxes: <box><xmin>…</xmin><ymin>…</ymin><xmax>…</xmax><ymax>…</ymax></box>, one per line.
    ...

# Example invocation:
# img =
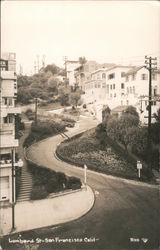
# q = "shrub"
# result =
<box><xmin>67</xmin><ymin>176</ymin><xmax>82</xmax><ymax>190</ymax></box>
<box><xmin>45</xmin><ymin>176</ymin><xmax>59</xmax><ymax>193</ymax></box>
<box><xmin>25</xmin><ymin>108</ymin><xmax>35</xmax><ymax>120</ymax></box>
<box><xmin>31</xmin><ymin>185</ymin><xmax>48</xmax><ymax>200</ymax></box>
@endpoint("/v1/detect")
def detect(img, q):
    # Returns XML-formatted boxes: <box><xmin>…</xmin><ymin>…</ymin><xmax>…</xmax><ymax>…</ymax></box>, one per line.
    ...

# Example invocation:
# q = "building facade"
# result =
<box><xmin>0</xmin><ymin>52</ymin><xmax>23</xmax><ymax>205</ymax></box>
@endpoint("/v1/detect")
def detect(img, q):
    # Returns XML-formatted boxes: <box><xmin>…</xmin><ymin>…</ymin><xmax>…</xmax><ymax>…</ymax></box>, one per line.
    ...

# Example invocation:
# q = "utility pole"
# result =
<box><xmin>145</xmin><ymin>56</ymin><xmax>157</xmax><ymax>172</ymax></box>
<box><xmin>35</xmin><ymin>97</ymin><xmax>38</xmax><ymax>125</ymax></box>
<box><xmin>11</xmin><ymin>149</ymin><xmax>15</xmax><ymax>231</ymax></box>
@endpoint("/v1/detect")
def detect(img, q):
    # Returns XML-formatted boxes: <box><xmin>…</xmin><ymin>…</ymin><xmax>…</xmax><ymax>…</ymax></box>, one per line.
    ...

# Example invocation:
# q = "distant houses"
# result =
<box><xmin>66</xmin><ymin>59</ymin><xmax>160</xmax><ymax>124</ymax></box>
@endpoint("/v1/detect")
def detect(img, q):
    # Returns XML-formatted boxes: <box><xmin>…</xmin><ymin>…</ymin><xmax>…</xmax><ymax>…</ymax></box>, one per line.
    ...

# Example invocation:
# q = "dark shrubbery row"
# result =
<box><xmin>23</xmin><ymin>120</ymin><xmax>66</xmax><ymax>148</ymax></box>
<box><xmin>27</xmin><ymin>162</ymin><xmax>82</xmax><ymax>200</ymax></box>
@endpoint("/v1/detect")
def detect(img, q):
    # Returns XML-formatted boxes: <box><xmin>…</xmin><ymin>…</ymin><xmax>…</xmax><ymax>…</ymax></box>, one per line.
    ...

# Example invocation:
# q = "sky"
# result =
<box><xmin>1</xmin><ymin>0</ymin><xmax>160</xmax><ymax>75</ymax></box>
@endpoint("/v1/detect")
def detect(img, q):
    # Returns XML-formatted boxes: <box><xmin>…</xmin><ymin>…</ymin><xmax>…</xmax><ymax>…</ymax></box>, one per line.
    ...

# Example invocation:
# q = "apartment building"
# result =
<box><xmin>0</xmin><ymin>52</ymin><xmax>23</xmax><ymax>204</ymax></box>
<box><xmin>74</xmin><ymin>61</ymin><xmax>100</xmax><ymax>91</ymax></box>
<box><xmin>125</xmin><ymin>66</ymin><xmax>160</xmax><ymax>124</ymax></box>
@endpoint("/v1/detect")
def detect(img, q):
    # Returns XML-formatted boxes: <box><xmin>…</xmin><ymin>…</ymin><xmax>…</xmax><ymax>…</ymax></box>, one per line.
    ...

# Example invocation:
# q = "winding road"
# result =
<box><xmin>27</xmin><ymin>116</ymin><xmax>159</xmax><ymax>250</ymax></box>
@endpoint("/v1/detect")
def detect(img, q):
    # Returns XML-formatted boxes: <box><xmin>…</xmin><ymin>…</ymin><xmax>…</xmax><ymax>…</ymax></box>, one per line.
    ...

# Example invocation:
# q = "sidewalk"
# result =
<box><xmin>0</xmin><ymin>186</ymin><xmax>94</xmax><ymax>236</ymax></box>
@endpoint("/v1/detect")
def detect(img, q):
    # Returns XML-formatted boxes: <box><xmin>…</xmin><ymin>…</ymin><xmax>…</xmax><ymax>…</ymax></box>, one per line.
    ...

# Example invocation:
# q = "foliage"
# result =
<box><xmin>17</xmin><ymin>87</ymin><xmax>32</xmax><ymax>104</ymax></box>
<box><xmin>58</xmin><ymin>86</ymin><xmax>71</xmax><ymax>106</ymax></box>
<box><xmin>47</xmin><ymin>76</ymin><xmax>59</xmax><ymax>93</ymax></box>
<box><xmin>15</xmin><ymin>114</ymin><xmax>25</xmax><ymax>139</ymax></box>
<box><xmin>79</xmin><ymin>57</ymin><xmax>87</xmax><ymax>65</ymax></box>
<box><xmin>23</xmin><ymin>119</ymin><xmax>66</xmax><ymax>147</ymax></box>
<box><xmin>69</xmin><ymin>90</ymin><xmax>81</xmax><ymax>108</ymax></box>
<box><xmin>153</xmin><ymin>108</ymin><xmax>160</xmax><ymax>123</ymax></box>
<box><xmin>107</xmin><ymin>109</ymin><xmax>139</xmax><ymax>149</ymax></box>
<box><xmin>102</xmin><ymin>105</ymin><xmax>111</xmax><ymax>127</ymax></box>
<box><xmin>126</xmin><ymin>126</ymin><xmax>148</xmax><ymax>158</ymax></box>
<box><xmin>123</xmin><ymin>105</ymin><xmax>139</xmax><ymax>118</ymax></box>
<box><xmin>44</xmin><ymin>64</ymin><xmax>60</xmax><ymax>75</ymax></box>
<box><xmin>27</xmin><ymin>162</ymin><xmax>82</xmax><ymax>200</ymax></box>
<box><xmin>25</xmin><ymin>108</ymin><xmax>35</xmax><ymax>121</ymax></box>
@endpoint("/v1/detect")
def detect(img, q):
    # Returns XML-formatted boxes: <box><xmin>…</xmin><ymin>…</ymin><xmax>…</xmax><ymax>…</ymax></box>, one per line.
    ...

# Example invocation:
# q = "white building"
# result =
<box><xmin>0</xmin><ymin>52</ymin><xmax>23</xmax><ymax>205</ymax></box>
<box><xmin>125</xmin><ymin>66</ymin><xmax>160</xmax><ymax>123</ymax></box>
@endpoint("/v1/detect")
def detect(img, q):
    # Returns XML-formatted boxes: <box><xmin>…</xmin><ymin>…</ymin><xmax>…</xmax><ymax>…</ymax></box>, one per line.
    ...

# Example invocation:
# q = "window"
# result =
<box><xmin>3</xmin><ymin>115</ymin><xmax>13</xmax><ymax>124</ymax></box>
<box><xmin>152</xmin><ymin>74</ymin><xmax>157</xmax><ymax>80</ymax></box>
<box><xmin>2</xmin><ymin>98</ymin><xmax>7</xmax><ymax>105</ymax></box>
<box><xmin>141</xmin><ymin>74</ymin><xmax>148</xmax><ymax>80</ymax></box>
<box><xmin>127</xmin><ymin>87</ymin><xmax>129</xmax><ymax>94</ymax></box>
<box><xmin>102</xmin><ymin>83</ymin><xmax>106</xmax><ymax>88</ymax></box>
<box><xmin>121</xmin><ymin>83</ymin><xmax>125</xmax><ymax>89</ymax></box>
<box><xmin>113</xmin><ymin>84</ymin><xmax>115</xmax><ymax>89</ymax></box>
<box><xmin>97</xmin><ymin>74</ymin><xmax>100</xmax><ymax>80</ymax></box>
<box><xmin>154</xmin><ymin>87</ymin><xmax>157</xmax><ymax>96</ymax></box>
<box><xmin>133</xmin><ymin>86</ymin><xmax>135</xmax><ymax>94</ymax></box>
<box><xmin>130</xmin><ymin>87</ymin><xmax>132</xmax><ymax>94</ymax></box>
<box><xmin>102</xmin><ymin>73</ymin><xmax>106</xmax><ymax>79</ymax></box>
<box><xmin>126</xmin><ymin>100</ymin><xmax>129</xmax><ymax>105</ymax></box>
<box><xmin>126</xmin><ymin>76</ymin><xmax>129</xmax><ymax>82</ymax></box>
<box><xmin>14</xmin><ymin>83</ymin><xmax>17</xmax><ymax>89</ymax></box>
<box><xmin>110</xmin><ymin>85</ymin><xmax>112</xmax><ymax>90</ymax></box>
<box><xmin>132</xmin><ymin>74</ymin><xmax>136</xmax><ymax>81</ymax></box>
<box><xmin>114</xmin><ymin>93</ymin><xmax>116</xmax><ymax>97</ymax></box>
<box><xmin>108</xmin><ymin>73</ymin><xmax>115</xmax><ymax>80</ymax></box>
<box><xmin>98</xmin><ymin>83</ymin><xmax>101</xmax><ymax>88</ymax></box>
<box><xmin>121</xmin><ymin>72</ymin><xmax>125</xmax><ymax>77</ymax></box>
<box><xmin>8</xmin><ymin>98</ymin><xmax>13</xmax><ymax>106</ymax></box>
<box><xmin>3</xmin><ymin>117</ymin><xmax>8</xmax><ymax>124</ymax></box>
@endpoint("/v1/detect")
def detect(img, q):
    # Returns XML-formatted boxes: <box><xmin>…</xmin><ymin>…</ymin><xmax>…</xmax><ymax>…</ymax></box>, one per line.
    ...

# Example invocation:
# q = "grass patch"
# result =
<box><xmin>57</xmin><ymin>127</ymin><xmax>155</xmax><ymax>182</ymax></box>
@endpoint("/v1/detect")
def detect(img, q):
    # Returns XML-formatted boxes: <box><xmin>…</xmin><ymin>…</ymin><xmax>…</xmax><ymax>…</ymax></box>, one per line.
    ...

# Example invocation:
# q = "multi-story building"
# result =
<box><xmin>74</xmin><ymin>61</ymin><xmax>100</xmax><ymax>91</ymax></box>
<box><xmin>105</xmin><ymin>65</ymin><xmax>135</xmax><ymax>109</ymax></box>
<box><xmin>0</xmin><ymin>52</ymin><xmax>23</xmax><ymax>205</ymax></box>
<box><xmin>125</xmin><ymin>66</ymin><xmax>160</xmax><ymax>124</ymax></box>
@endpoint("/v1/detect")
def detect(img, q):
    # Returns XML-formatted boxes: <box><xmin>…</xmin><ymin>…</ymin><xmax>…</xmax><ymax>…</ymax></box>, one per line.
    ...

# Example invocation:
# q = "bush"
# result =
<box><xmin>25</xmin><ymin>108</ymin><xmax>35</xmax><ymax>121</ymax></box>
<box><xmin>67</xmin><ymin>176</ymin><xmax>82</xmax><ymax>190</ymax></box>
<box><xmin>31</xmin><ymin>185</ymin><xmax>49</xmax><ymax>200</ymax></box>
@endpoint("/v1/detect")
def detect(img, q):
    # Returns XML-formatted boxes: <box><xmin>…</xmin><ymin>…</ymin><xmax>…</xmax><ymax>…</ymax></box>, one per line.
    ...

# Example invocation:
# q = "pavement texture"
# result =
<box><xmin>0</xmin><ymin>185</ymin><xmax>94</xmax><ymax>236</ymax></box>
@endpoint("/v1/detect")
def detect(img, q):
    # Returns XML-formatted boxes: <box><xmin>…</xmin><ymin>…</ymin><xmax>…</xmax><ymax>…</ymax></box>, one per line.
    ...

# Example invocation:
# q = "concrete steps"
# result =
<box><xmin>17</xmin><ymin>165</ymin><xmax>33</xmax><ymax>202</ymax></box>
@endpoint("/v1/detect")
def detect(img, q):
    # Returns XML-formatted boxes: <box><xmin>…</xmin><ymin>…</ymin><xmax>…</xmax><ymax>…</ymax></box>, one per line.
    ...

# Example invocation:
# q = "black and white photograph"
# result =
<box><xmin>0</xmin><ymin>1</ymin><xmax>160</xmax><ymax>249</ymax></box>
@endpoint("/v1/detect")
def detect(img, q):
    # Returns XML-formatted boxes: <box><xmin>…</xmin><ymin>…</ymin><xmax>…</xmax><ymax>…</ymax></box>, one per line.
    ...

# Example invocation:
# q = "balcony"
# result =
<box><xmin>0</xmin><ymin>159</ymin><xmax>23</xmax><ymax>168</ymax></box>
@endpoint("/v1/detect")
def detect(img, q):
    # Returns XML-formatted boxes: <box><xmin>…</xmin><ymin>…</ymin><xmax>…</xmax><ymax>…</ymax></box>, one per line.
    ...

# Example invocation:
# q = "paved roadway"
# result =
<box><xmin>26</xmin><ymin>116</ymin><xmax>159</xmax><ymax>250</ymax></box>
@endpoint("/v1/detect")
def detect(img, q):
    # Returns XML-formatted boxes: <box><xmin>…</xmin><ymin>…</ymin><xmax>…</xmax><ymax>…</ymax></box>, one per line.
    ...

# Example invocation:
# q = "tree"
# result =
<box><xmin>69</xmin><ymin>91</ymin><xmax>81</xmax><ymax>108</ymax></box>
<box><xmin>102</xmin><ymin>105</ymin><xmax>111</xmax><ymax>128</ymax></box>
<box><xmin>123</xmin><ymin>105</ymin><xmax>139</xmax><ymax>118</ymax></box>
<box><xmin>58</xmin><ymin>86</ymin><xmax>71</xmax><ymax>106</ymax></box>
<box><xmin>47</xmin><ymin>76</ymin><xmax>59</xmax><ymax>93</ymax></box>
<box><xmin>153</xmin><ymin>108</ymin><xmax>160</xmax><ymax>123</ymax></box>
<box><xmin>17</xmin><ymin>88</ymin><xmax>32</xmax><ymax>104</ymax></box>
<box><xmin>44</xmin><ymin>64</ymin><xmax>60</xmax><ymax>75</ymax></box>
<box><xmin>79</xmin><ymin>57</ymin><xmax>87</xmax><ymax>65</ymax></box>
<box><xmin>17</xmin><ymin>75</ymin><xmax>32</xmax><ymax>88</ymax></box>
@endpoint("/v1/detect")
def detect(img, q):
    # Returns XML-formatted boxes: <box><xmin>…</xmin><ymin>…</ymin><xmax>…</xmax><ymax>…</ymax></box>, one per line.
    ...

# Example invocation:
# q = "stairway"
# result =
<box><xmin>17</xmin><ymin>121</ymin><xmax>33</xmax><ymax>202</ymax></box>
<box><xmin>17</xmin><ymin>167</ymin><xmax>33</xmax><ymax>202</ymax></box>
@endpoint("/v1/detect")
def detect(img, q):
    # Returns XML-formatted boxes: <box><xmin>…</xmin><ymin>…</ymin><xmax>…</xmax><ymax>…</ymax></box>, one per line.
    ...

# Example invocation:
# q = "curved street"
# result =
<box><xmin>27</xmin><ymin>116</ymin><xmax>159</xmax><ymax>250</ymax></box>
